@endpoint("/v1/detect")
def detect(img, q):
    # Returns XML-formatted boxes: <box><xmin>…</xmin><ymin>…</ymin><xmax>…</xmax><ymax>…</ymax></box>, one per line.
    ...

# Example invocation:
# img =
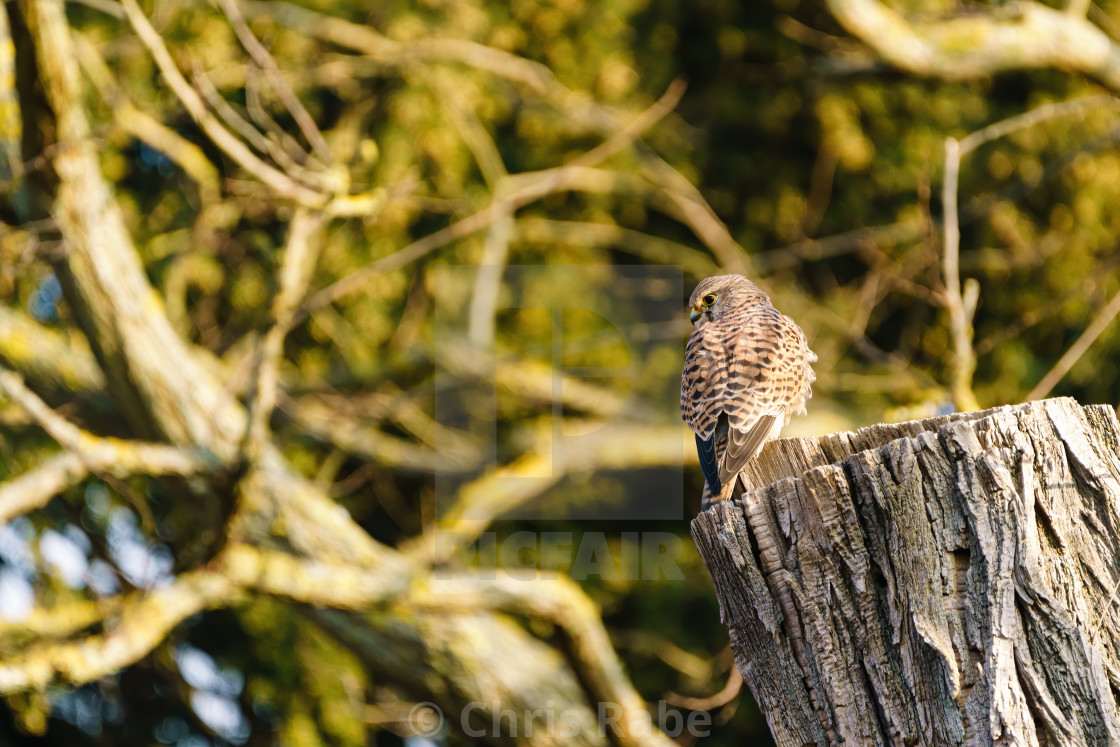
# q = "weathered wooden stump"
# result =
<box><xmin>691</xmin><ymin>398</ymin><xmax>1120</xmax><ymax>746</ymax></box>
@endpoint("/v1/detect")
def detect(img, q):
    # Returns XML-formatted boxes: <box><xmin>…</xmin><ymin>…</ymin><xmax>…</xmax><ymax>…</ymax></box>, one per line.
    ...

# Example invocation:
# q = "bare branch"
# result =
<box><xmin>467</xmin><ymin>205</ymin><xmax>513</xmax><ymax>348</ymax></box>
<box><xmin>279</xmin><ymin>354</ymin><xmax>632</xmax><ymax>474</ymax></box>
<box><xmin>0</xmin><ymin>374</ymin><xmax>212</xmax><ymax>476</ymax></box>
<box><xmin>942</xmin><ymin>95</ymin><xmax>1120</xmax><ymax>410</ymax></box>
<box><xmin>300</xmin><ymin>79</ymin><xmax>686</xmax><ymax>317</ymax></box>
<box><xmin>404</xmin><ymin>423</ymin><xmax>689</xmax><ymax>564</ymax></box>
<box><xmin>960</xmin><ymin>94</ymin><xmax>1120</xmax><ymax>154</ymax></box>
<box><xmin>214</xmin><ymin>0</ymin><xmax>332</xmax><ymax>163</ymax></box>
<box><xmin>665</xmin><ymin>667</ymin><xmax>743</xmax><ymax>712</ymax></box>
<box><xmin>280</xmin><ymin>393</ymin><xmax>477</xmax><ymax>473</ymax></box>
<box><xmin>1025</xmin><ymin>287</ymin><xmax>1120</xmax><ymax>401</ymax></box>
<box><xmin>619</xmin><ymin>632</ymin><xmax>715</xmax><ymax>681</ymax></box>
<box><xmin>513</xmin><ymin>217</ymin><xmax>719</xmax><ymax>278</ymax></box>
<box><xmin>73</xmin><ymin>33</ymin><xmax>222</xmax><ymax>205</ymax></box>
<box><xmin>190</xmin><ymin>65</ymin><xmax>274</xmax><ymax>156</ymax></box>
<box><xmin>754</xmin><ymin>220</ymin><xmax>924</xmax><ymax>273</ymax></box>
<box><xmin>0</xmin><ymin>596</ymin><xmax>112</xmax><ymax>641</ymax></box>
<box><xmin>194</xmin><ymin>64</ymin><xmax>363</xmax><ymax>208</ymax></box>
<box><xmin>431</xmin><ymin>71</ymin><xmax>508</xmax><ymax>188</ymax></box>
<box><xmin>637</xmin><ymin>157</ymin><xmax>749</xmax><ymax>274</ymax></box>
<box><xmin>941</xmin><ymin>136</ymin><xmax>979</xmax><ymax>411</ymax></box>
<box><xmin>800</xmin><ymin>145</ymin><xmax>839</xmax><ymax>238</ymax></box>
<box><xmin>0</xmin><ymin>452</ymin><xmax>89</xmax><ymax>523</ymax></box>
<box><xmin>243</xmin><ymin>66</ymin><xmax>322</xmax><ymax>172</ymax></box>
<box><xmin>0</xmin><ymin>443</ymin><xmax>210</xmax><ymax>524</ymax></box>
<box><xmin>241</xmin><ymin>0</ymin><xmax>620</xmax><ymax>130</ymax></box>
<box><xmin>2</xmin><ymin>366</ymin><xmax>107</xmax><ymax>455</ymax></box>
<box><xmin>118</xmin><ymin>0</ymin><xmax>327</xmax><ymax>206</ymax></box>
<box><xmin>220</xmin><ymin>543</ymin><xmax>409</xmax><ymax>607</ymax></box>
<box><xmin>244</xmin><ymin>208</ymin><xmax>325</xmax><ymax>461</ymax></box>
<box><xmin>430</xmin><ymin>70</ymin><xmax>516</xmax><ymax>349</ymax></box>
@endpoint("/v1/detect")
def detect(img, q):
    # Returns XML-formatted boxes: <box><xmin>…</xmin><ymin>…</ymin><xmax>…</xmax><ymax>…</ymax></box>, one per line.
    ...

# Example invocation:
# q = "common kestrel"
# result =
<box><xmin>680</xmin><ymin>274</ymin><xmax>816</xmax><ymax>509</ymax></box>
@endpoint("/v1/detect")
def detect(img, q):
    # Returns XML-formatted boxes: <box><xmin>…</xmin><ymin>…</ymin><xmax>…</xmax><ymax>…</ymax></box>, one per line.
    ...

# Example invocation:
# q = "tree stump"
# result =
<box><xmin>691</xmin><ymin>398</ymin><xmax>1120</xmax><ymax>746</ymax></box>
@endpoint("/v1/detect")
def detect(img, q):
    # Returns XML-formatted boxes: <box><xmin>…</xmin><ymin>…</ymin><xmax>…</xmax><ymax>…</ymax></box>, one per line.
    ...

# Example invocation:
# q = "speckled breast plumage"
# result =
<box><xmin>681</xmin><ymin>278</ymin><xmax>816</xmax><ymax>507</ymax></box>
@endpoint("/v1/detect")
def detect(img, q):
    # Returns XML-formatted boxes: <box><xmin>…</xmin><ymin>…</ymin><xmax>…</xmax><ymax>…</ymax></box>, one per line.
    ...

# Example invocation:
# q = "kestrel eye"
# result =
<box><xmin>702</xmin><ymin>294</ymin><xmax>716</xmax><ymax>306</ymax></box>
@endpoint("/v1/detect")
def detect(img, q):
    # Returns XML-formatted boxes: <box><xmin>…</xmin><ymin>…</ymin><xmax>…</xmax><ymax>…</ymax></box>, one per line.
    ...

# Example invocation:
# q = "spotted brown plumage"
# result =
<box><xmin>680</xmin><ymin>274</ymin><xmax>816</xmax><ymax>510</ymax></box>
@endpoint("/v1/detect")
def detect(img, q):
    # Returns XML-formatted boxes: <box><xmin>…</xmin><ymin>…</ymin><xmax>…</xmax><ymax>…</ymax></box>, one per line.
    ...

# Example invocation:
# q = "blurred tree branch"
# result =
<box><xmin>299</xmin><ymin>78</ymin><xmax>687</xmax><ymax>318</ymax></box>
<box><xmin>243</xmin><ymin>0</ymin><xmax>750</xmax><ymax>272</ymax></box>
<box><xmin>214</xmin><ymin>0</ymin><xmax>331</xmax><ymax>165</ymax></box>
<box><xmin>243</xmin><ymin>207</ymin><xmax>325</xmax><ymax>462</ymax></box>
<box><xmin>0</xmin><ymin>366</ymin><xmax>214</xmax><ymax>522</ymax></box>
<box><xmin>73</xmin><ymin>34</ymin><xmax>223</xmax><ymax>209</ymax></box>
<box><xmin>118</xmin><ymin>0</ymin><xmax>328</xmax><ymax>206</ymax></box>
<box><xmin>0</xmin><ymin>306</ymin><xmax>104</xmax><ymax>392</ymax></box>
<box><xmin>405</xmin><ymin>423</ymin><xmax>690</xmax><ymax>565</ymax></box>
<box><xmin>0</xmin><ymin>1</ymin><xmax>697</xmax><ymax>742</ymax></box>
<box><xmin>940</xmin><ymin>137</ymin><xmax>982</xmax><ymax>411</ymax></box>
<box><xmin>826</xmin><ymin>0</ymin><xmax>1120</xmax><ymax>90</ymax></box>
<box><xmin>0</xmin><ymin>567</ymin><xmax>239</xmax><ymax>692</ymax></box>
<box><xmin>1026</xmin><ymin>287</ymin><xmax>1120</xmax><ymax>401</ymax></box>
<box><xmin>941</xmin><ymin>95</ymin><xmax>1119</xmax><ymax>410</ymax></box>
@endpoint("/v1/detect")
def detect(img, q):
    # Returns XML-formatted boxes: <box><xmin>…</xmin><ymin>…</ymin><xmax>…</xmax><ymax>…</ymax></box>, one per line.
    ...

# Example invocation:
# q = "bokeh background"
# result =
<box><xmin>2</xmin><ymin>0</ymin><xmax>1120</xmax><ymax>744</ymax></box>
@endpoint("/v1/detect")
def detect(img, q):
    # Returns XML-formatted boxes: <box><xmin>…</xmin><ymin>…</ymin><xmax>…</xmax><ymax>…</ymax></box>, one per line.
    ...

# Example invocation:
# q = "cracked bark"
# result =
<box><xmin>692</xmin><ymin>398</ymin><xmax>1120</xmax><ymax>746</ymax></box>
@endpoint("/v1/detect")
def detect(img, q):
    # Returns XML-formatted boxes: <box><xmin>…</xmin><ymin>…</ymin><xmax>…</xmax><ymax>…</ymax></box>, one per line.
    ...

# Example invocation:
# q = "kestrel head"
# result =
<box><xmin>688</xmin><ymin>274</ymin><xmax>769</xmax><ymax>327</ymax></box>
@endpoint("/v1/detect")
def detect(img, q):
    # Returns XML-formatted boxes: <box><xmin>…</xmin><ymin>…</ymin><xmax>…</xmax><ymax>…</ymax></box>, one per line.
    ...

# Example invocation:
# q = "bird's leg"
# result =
<box><xmin>700</xmin><ymin>473</ymin><xmax>742</xmax><ymax>512</ymax></box>
<box><xmin>717</xmin><ymin>474</ymin><xmax>740</xmax><ymax>504</ymax></box>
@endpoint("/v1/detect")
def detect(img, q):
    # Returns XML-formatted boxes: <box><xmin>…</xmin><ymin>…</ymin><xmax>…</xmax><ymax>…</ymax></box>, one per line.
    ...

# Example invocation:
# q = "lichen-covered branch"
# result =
<box><xmin>0</xmin><ymin>367</ymin><xmax>211</xmax><ymax>475</ymax></box>
<box><xmin>0</xmin><ymin>567</ymin><xmax>238</xmax><ymax>693</ymax></box>
<box><xmin>23</xmin><ymin>0</ymin><xmax>247</xmax><ymax>455</ymax></box>
<box><xmin>0</xmin><ymin>541</ymin><xmax>673</xmax><ymax>746</ymax></box>
<box><xmin>0</xmin><ymin>306</ymin><xmax>104</xmax><ymax>393</ymax></box>
<box><xmin>0</xmin><ymin>366</ymin><xmax>214</xmax><ymax>522</ymax></box>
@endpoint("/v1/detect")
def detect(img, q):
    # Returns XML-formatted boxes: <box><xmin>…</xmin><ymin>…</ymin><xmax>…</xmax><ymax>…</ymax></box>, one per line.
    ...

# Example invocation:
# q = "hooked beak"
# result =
<box><xmin>689</xmin><ymin>308</ymin><xmax>702</xmax><ymax>324</ymax></box>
